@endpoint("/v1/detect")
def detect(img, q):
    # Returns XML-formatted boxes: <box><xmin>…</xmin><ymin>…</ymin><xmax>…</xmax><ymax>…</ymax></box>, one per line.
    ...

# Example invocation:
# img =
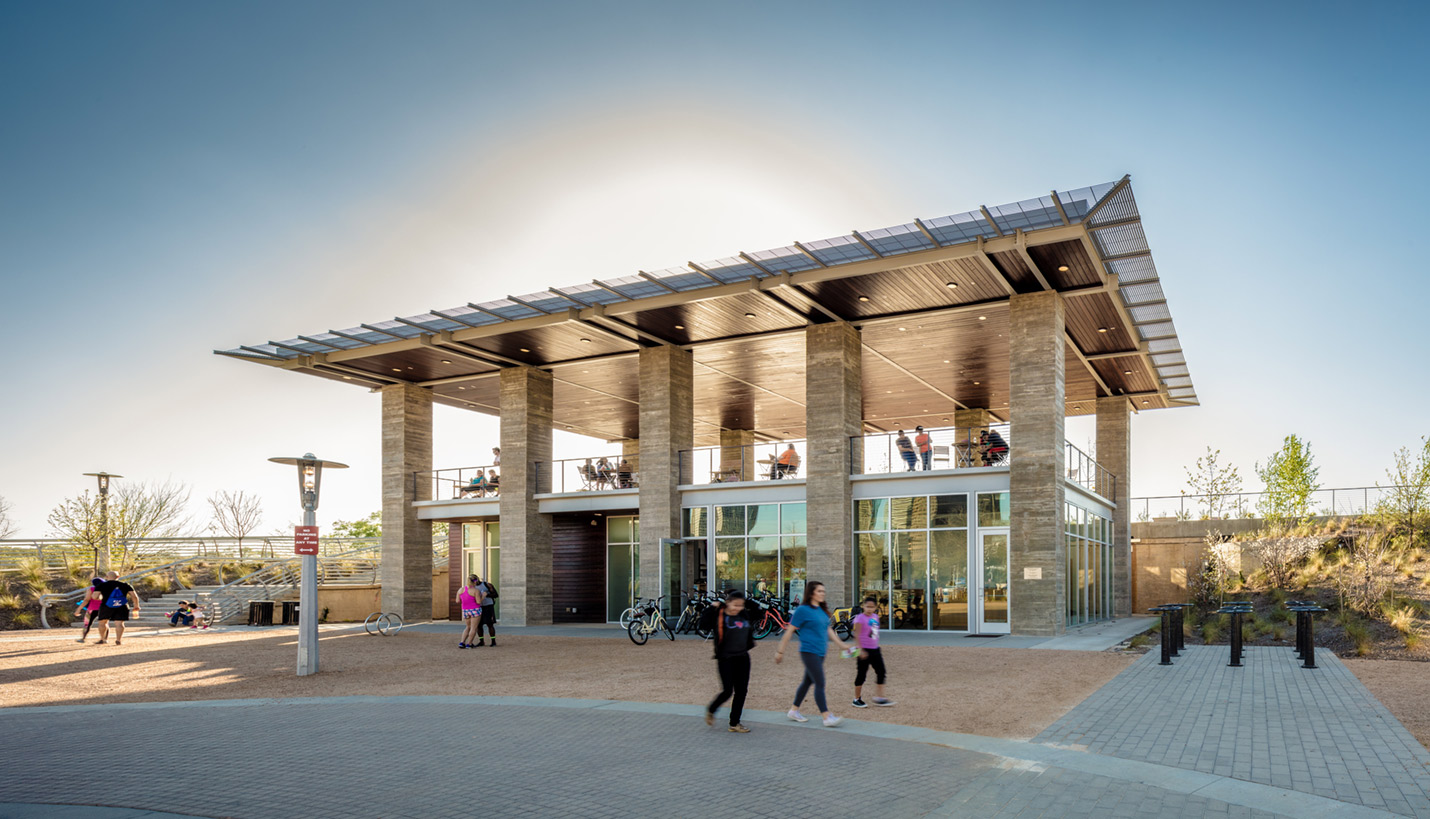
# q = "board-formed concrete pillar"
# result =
<box><xmin>499</xmin><ymin>367</ymin><xmax>553</xmax><ymax>626</ymax></box>
<box><xmin>638</xmin><ymin>346</ymin><xmax>694</xmax><ymax>609</ymax></box>
<box><xmin>1008</xmin><ymin>291</ymin><xmax>1066</xmax><ymax>637</ymax></box>
<box><xmin>806</xmin><ymin>322</ymin><xmax>862</xmax><ymax>608</ymax></box>
<box><xmin>719</xmin><ymin>429</ymin><xmax>756</xmax><ymax>481</ymax></box>
<box><xmin>380</xmin><ymin>383</ymin><xmax>433</xmax><ymax>621</ymax></box>
<box><xmin>954</xmin><ymin>407</ymin><xmax>995</xmax><ymax>453</ymax></box>
<box><xmin>1096</xmin><ymin>395</ymin><xmax>1133</xmax><ymax>617</ymax></box>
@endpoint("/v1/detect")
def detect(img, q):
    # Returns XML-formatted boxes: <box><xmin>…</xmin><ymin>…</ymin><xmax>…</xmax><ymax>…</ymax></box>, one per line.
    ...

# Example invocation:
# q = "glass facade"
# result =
<box><xmin>1065</xmin><ymin>503</ymin><xmax>1113</xmax><ymax>626</ymax></box>
<box><xmin>855</xmin><ymin>494</ymin><xmax>976</xmax><ymax>630</ymax></box>
<box><xmin>606</xmin><ymin>515</ymin><xmax>639</xmax><ymax>622</ymax></box>
<box><xmin>684</xmin><ymin>503</ymin><xmax>807</xmax><ymax>602</ymax></box>
<box><xmin>461</xmin><ymin>521</ymin><xmax>500</xmax><ymax>620</ymax></box>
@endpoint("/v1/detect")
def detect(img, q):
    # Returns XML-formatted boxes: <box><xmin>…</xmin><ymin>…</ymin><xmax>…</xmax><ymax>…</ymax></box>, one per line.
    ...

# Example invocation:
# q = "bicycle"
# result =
<box><xmin>617</xmin><ymin>597</ymin><xmax>652</xmax><ymax>630</ymax></box>
<box><xmin>672</xmin><ymin>590</ymin><xmax>708</xmax><ymax>634</ymax></box>
<box><xmin>750</xmin><ymin>593</ymin><xmax>794</xmax><ymax>640</ymax></box>
<box><xmin>627</xmin><ymin>596</ymin><xmax>675</xmax><ymax>645</ymax></box>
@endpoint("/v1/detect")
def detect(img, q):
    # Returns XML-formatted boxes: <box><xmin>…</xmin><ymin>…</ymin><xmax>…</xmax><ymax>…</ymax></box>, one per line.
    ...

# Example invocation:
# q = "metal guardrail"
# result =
<box><xmin>851</xmin><ymin>423</ymin><xmax>1011</xmax><ymax>475</ymax></box>
<box><xmin>536</xmin><ymin>455</ymin><xmax>639</xmax><ymax>494</ymax></box>
<box><xmin>681</xmin><ymin>440</ymin><xmax>806</xmax><ymax>485</ymax></box>
<box><xmin>0</xmin><ymin>536</ymin><xmax>383</xmax><ymax>573</ymax></box>
<box><xmin>421</xmin><ymin>463</ymin><xmax>500</xmax><ymax>500</ymax></box>
<box><xmin>36</xmin><ymin>556</ymin><xmax>214</xmax><ymax>628</ymax></box>
<box><xmin>1066</xmin><ymin>441</ymin><xmax>1116</xmax><ymax>499</ymax></box>
<box><xmin>1129</xmin><ymin>485</ymin><xmax>1408</xmax><ymax>521</ymax></box>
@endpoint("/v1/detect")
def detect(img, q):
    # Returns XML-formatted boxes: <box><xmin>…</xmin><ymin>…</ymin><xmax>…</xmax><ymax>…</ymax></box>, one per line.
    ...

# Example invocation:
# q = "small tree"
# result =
<box><xmin>1183</xmin><ymin>447</ymin><xmax>1243</xmax><ymax>519</ymax></box>
<box><xmin>207</xmin><ymin>490</ymin><xmax>264</xmax><ymax>560</ymax></box>
<box><xmin>0</xmin><ymin>495</ymin><xmax>17</xmax><ymax>539</ymax></box>
<box><xmin>1377</xmin><ymin>437</ymin><xmax>1430</xmax><ymax>549</ymax></box>
<box><xmin>331</xmin><ymin>512</ymin><xmax>381</xmax><ymax>539</ymax></box>
<box><xmin>47</xmin><ymin>492</ymin><xmax>109</xmax><ymax>570</ymax></box>
<box><xmin>1256</xmin><ymin>435</ymin><xmax>1320</xmax><ymax>528</ymax></box>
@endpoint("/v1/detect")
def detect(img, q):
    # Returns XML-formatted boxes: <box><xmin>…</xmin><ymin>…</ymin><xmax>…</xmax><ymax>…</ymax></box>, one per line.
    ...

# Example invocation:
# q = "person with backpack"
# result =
<box><xmin>92</xmin><ymin>571</ymin><xmax>140</xmax><ymax>646</ymax></box>
<box><xmin>456</xmin><ymin>575</ymin><xmax>486</xmax><ymax>649</ymax></box>
<box><xmin>704</xmin><ymin>590</ymin><xmax>756</xmax><ymax>733</ymax></box>
<box><xmin>473</xmin><ymin>575</ymin><xmax>498</xmax><ymax>646</ymax></box>
<box><xmin>73</xmin><ymin>577</ymin><xmax>103</xmax><ymax>643</ymax></box>
<box><xmin>895</xmin><ymin>431</ymin><xmax>917</xmax><ymax>471</ymax></box>
<box><xmin>850</xmin><ymin>596</ymin><xmax>896</xmax><ymax>708</ymax></box>
<box><xmin>775</xmin><ymin>580</ymin><xmax>853</xmax><ymax>727</ymax></box>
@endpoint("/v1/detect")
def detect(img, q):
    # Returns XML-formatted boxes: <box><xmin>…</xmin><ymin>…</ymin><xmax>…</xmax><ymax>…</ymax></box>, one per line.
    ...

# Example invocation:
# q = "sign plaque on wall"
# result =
<box><xmin>1023</xmin><ymin>567</ymin><xmax>1043</xmax><ymax>580</ymax></box>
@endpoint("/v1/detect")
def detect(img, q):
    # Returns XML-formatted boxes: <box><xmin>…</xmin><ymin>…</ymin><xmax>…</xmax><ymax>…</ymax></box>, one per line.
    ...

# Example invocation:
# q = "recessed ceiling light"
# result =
<box><xmin>978</xmin><ymin>316</ymin><xmax>986</xmax><ymax>321</ymax></box>
<box><xmin>886</xmin><ymin>390</ymin><xmax>892</xmax><ymax>394</ymax></box>
<box><xmin>1057</xmin><ymin>265</ymin><xmax>1069</xmax><ymax>272</ymax></box>
<box><xmin>973</xmin><ymin>381</ymin><xmax>980</xmax><ymax>385</ymax></box>
<box><xmin>392</xmin><ymin>368</ymin><xmax>401</xmax><ymax>372</ymax></box>
<box><xmin>858</xmin><ymin>296</ymin><xmax>869</xmax><ymax>302</ymax></box>
<box><xmin>342</xmin><ymin>376</ymin><xmax>352</xmax><ymax>380</ymax></box>
<box><xmin>674</xmin><ymin>324</ymin><xmax>684</xmax><ymax>330</ymax></box>
<box><xmin>945</xmin><ymin>282</ymin><xmax>958</xmax><ymax>289</ymax></box>
<box><xmin>1097</xmin><ymin>328</ymin><xmax>1108</xmax><ymax>333</ymax></box>
<box><xmin>1124</xmin><ymin>370</ymin><xmax>1133</xmax><ymax>375</ymax></box>
<box><xmin>458</xmin><ymin>386</ymin><xmax>466</xmax><ymax>390</ymax></box>
<box><xmin>942</xmin><ymin>418</ymin><xmax>950</xmax><ymax>422</ymax></box>
<box><xmin>942</xmin><ymin>360</ymin><xmax>950</xmax><ymax>364</ymax></box>
<box><xmin>744</xmin><ymin>312</ymin><xmax>756</xmax><ymax>318</ymax></box>
<box><xmin>1142</xmin><ymin>400</ymin><xmax>1150</xmax><ymax>405</ymax></box>
<box><xmin>898</xmin><ymin>327</ymin><xmax>907</xmax><ymax>332</ymax></box>
<box><xmin>520</xmin><ymin>348</ymin><xmax>531</xmax><ymax>352</ymax></box>
<box><xmin>580</xmin><ymin>338</ymin><xmax>592</xmax><ymax>343</ymax></box>
<box><xmin>440</xmin><ymin>359</ymin><xmax>452</xmax><ymax>364</ymax></box>
<box><xmin>1074</xmin><ymin>405</ymin><xmax>1081</xmax><ymax>410</ymax></box>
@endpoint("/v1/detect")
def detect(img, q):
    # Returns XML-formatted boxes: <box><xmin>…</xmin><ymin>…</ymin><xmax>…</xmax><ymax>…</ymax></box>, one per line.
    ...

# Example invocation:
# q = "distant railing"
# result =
<box><xmin>1131</xmin><ymin>485</ymin><xmax>1409</xmax><ymax>522</ymax></box>
<box><xmin>1065</xmin><ymin>442</ymin><xmax>1116</xmax><ymax>499</ymax></box>
<box><xmin>536</xmin><ymin>455</ymin><xmax>638</xmax><ymax>494</ymax></box>
<box><xmin>423</xmin><ymin>463</ymin><xmax>501</xmax><ymax>500</ymax></box>
<box><xmin>0</xmin><ymin>536</ymin><xmax>383</xmax><ymax>573</ymax></box>
<box><xmin>851</xmin><ymin>424</ymin><xmax>1010</xmax><ymax>475</ymax></box>
<box><xmin>681</xmin><ymin>441</ymin><xmax>807</xmax><ymax>485</ymax></box>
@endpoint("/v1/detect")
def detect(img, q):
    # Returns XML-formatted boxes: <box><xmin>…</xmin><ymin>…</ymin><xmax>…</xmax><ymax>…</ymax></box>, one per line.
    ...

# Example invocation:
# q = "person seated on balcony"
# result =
<box><xmin>617</xmin><ymin>459</ymin><xmax>633</xmax><ymax>488</ymax></box>
<box><xmin>459</xmin><ymin>473</ymin><xmax>489</xmax><ymax>498</ymax></box>
<box><xmin>895</xmin><ymin>431</ymin><xmax>917</xmax><ymax>471</ymax></box>
<box><xmin>775</xmin><ymin>444</ymin><xmax>801</xmax><ymax>479</ymax></box>
<box><xmin>596</xmin><ymin>457</ymin><xmax>614</xmax><ymax>489</ymax></box>
<box><xmin>485</xmin><ymin>469</ymin><xmax>500</xmax><ymax>496</ymax></box>
<box><xmin>580</xmin><ymin>458</ymin><xmax>598</xmax><ymax>490</ymax></box>
<box><xmin>915</xmin><ymin>426</ymin><xmax>932</xmax><ymax>471</ymax></box>
<box><xmin>980</xmin><ymin>429</ymin><xmax>1008</xmax><ymax>466</ymax></box>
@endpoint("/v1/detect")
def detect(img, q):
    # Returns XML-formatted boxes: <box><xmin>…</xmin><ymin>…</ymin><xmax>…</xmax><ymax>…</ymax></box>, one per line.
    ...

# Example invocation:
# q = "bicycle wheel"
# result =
<box><xmin>834</xmin><ymin>620</ymin><xmax>852</xmax><ymax>641</ymax></box>
<box><xmin>674</xmin><ymin>609</ymin><xmax>692</xmax><ymax>634</ymax></box>
<box><xmin>619</xmin><ymin>607</ymin><xmax>638</xmax><ymax>630</ymax></box>
<box><xmin>627</xmin><ymin>619</ymin><xmax>649</xmax><ymax>645</ymax></box>
<box><xmin>661</xmin><ymin>618</ymin><xmax>675</xmax><ymax>641</ymax></box>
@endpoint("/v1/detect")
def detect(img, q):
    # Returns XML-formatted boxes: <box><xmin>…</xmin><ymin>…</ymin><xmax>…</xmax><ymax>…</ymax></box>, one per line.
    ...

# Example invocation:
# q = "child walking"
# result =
<box><xmin>705</xmin><ymin>590</ymin><xmax>755</xmax><ymax>733</ymax></box>
<box><xmin>851</xmin><ymin>597</ymin><xmax>895</xmax><ymax>708</ymax></box>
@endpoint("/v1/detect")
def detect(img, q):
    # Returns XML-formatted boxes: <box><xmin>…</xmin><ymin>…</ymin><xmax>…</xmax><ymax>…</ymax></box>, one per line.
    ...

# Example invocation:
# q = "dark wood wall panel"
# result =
<box><xmin>447</xmin><ymin>523</ymin><xmax>464</xmax><ymax>621</ymax></box>
<box><xmin>552</xmin><ymin>513</ymin><xmax>607</xmax><ymax>623</ymax></box>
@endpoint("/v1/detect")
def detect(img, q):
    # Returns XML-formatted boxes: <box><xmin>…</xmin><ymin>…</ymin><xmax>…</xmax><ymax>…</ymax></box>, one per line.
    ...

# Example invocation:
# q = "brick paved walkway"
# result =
<box><xmin>0</xmin><ymin>696</ymin><xmax>1400</xmax><ymax>819</ymax></box>
<box><xmin>1036</xmin><ymin>646</ymin><xmax>1430</xmax><ymax>817</ymax></box>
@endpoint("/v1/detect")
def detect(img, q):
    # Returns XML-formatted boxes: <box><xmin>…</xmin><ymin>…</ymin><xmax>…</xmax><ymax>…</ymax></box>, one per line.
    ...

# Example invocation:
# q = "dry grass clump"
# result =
<box><xmin>0</xmin><ymin>593</ymin><xmax>23</xmax><ymax>610</ymax></box>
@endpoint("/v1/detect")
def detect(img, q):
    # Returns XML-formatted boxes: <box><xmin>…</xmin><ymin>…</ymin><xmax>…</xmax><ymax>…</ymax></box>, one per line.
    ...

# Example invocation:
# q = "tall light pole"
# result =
<box><xmin>268</xmin><ymin>453</ymin><xmax>347</xmax><ymax>676</ymax></box>
<box><xmin>82</xmin><ymin>472</ymin><xmax>122</xmax><ymax>575</ymax></box>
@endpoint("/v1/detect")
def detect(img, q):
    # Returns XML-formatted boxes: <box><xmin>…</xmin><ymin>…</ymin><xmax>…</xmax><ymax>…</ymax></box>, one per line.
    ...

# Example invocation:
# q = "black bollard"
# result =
<box><xmin>1300</xmin><ymin>606</ymin><xmax>1326</xmax><ymax>669</ymax></box>
<box><xmin>1174</xmin><ymin>605</ymin><xmax>1186</xmax><ymax>654</ymax></box>
<box><xmin>1229</xmin><ymin>609</ymin><xmax>1243</xmax><ymax>667</ymax></box>
<box><xmin>1153</xmin><ymin>606</ymin><xmax>1173</xmax><ymax>666</ymax></box>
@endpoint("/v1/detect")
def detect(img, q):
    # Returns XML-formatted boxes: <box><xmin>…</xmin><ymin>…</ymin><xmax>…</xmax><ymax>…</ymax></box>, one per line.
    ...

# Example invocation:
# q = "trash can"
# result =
<box><xmin>281</xmin><ymin>601</ymin><xmax>300</xmax><ymax>626</ymax></box>
<box><xmin>248</xmin><ymin>600</ymin><xmax>275</xmax><ymax>626</ymax></box>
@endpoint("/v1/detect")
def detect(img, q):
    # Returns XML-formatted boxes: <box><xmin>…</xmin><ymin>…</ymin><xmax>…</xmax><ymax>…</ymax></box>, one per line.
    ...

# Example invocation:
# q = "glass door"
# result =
<box><xmin>974</xmin><ymin>530</ymin><xmax>1010</xmax><ymax>634</ymax></box>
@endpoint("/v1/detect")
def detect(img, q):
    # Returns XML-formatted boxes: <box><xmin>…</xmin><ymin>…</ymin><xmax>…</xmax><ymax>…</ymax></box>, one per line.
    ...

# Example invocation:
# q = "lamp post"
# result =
<box><xmin>82</xmin><ymin>472</ymin><xmax>122</xmax><ymax>575</ymax></box>
<box><xmin>268</xmin><ymin>453</ymin><xmax>347</xmax><ymax>676</ymax></box>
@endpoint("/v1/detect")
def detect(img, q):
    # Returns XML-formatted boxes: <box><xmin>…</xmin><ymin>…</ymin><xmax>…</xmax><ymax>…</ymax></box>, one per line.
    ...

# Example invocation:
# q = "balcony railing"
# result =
<box><xmin>851</xmin><ymin>424</ymin><xmax>1010</xmax><ymax>475</ymax></box>
<box><xmin>680</xmin><ymin>440</ymin><xmax>808</xmax><ymax>485</ymax></box>
<box><xmin>422</xmin><ymin>464</ymin><xmax>501</xmax><ymax>500</ymax></box>
<box><xmin>536</xmin><ymin>455</ymin><xmax>639</xmax><ymax>494</ymax></box>
<box><xmin>1065</xmin><ymin>442</ymin><xmax>1115</xmax><ymax>499</ymax></box>
<box><xmin>1130</xmin><ymin>485</ymin><xmax>1407</xmax><ymax>522</ymax></box>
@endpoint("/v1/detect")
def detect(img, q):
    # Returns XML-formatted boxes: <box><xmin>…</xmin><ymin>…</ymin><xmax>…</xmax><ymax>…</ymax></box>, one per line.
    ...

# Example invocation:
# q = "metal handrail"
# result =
<box><xmin>0</xmin><ymin>536</ymin><xmax>383</xmax><ymax>573</ymax></box>
<box><xmin>37</xmin><ymin>556</ymin><xmax>215</xmax><ymax>628</ymax></box>
<box><xmin>536</xmin><ymin>455</ymin><xmax>638</xmax><ymax>494</ymax></box>
<box><xmin>851</xmin><ymin>423</ymin><xmax>1011</xmax><ymax>475</ymax></box>
<box><xmin>1065</xmin><ymin>441</ymin><xmax>1116</xmax><ymax>499</ymax></box>
<box><xmin>418</xmin><ymin>463</ymin><xmax>501</xmax><ymax>500</ymax></box>
<box><xmin>196</xmin><ymin>542</ymin><xmax>381</xmax><ymax>625</ymax></box>
<box><xmin>1130</xmin><ymin>485</ymin><xmax>1409</xmax><ymax>522</ymax></box>
<box><xmin>680</xmin><ymin>440</ymin><xmax>806</xmax><ymax>485</ymax></box>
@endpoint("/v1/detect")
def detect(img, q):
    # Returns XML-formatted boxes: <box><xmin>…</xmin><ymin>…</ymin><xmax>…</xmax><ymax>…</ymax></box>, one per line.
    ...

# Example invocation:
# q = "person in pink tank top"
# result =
<box><xmin>850</xmin><ymin>597</ymin><xmax>895</xmax><ymax>708</ymax></box>
<box><xmin>73</xmin><ymin>578</ymin><xmax>103</xmax><ymax>644</ymax></box>
<box><xmin>455</xmin><ymin>575</ymin><xmax>486</xmax><ymax>649</ymax></box>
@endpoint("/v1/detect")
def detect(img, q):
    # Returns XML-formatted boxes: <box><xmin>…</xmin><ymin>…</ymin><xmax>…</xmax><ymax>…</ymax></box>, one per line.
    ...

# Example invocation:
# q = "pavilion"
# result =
<box><xmin>218</xmin><ymin>175</ymin><xmax>1196</xmax><ymax>636</ymax></box>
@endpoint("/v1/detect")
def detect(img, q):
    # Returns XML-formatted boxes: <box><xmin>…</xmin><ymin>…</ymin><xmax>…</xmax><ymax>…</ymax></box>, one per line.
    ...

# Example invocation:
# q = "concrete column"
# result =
<box><xmin>380</xmin><ymin>383</ymin><xmax>433</xmax><ymax>621</ymax></box>
<box><xmin>1008</xmin><ymin>291</ymin><xmax>1066</xmax><ymax>637</ymax></box>
<box><xmin>954</xmin><ymin>407</ymin><xmax>995</xmax><ymax>454</ymax></box>
<box><xmin>719</xmin><ymin>428</ymin><xmax>755</xmax><ymax>481</ymax></box>
<box><xmin>806</xmin><ymin>322</ymin><xmax>862</xmax><ymax>608</ymax></box>
<box><xmin>499</xmin><ymin>367</ymin><xmax>554</xmax><ymax>626</ymax></box>
<box><xmin>1096</xmin><ymin>395</ymin><xmax>1133</xmax><ymax>617</ymax></box>
<box><xmin>638</xmin><ymin>346</ymin><xmax>694</xmax><ymax>608</ymax></box>
<box><xmin>621</xmin><ymin>439</ymin><xmax>640</xmax><ymax>459</ymax></box>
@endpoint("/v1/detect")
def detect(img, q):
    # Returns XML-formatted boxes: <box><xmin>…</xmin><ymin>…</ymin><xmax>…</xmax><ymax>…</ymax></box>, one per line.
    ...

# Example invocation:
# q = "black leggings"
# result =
<box><xmin>793</xmin><ymin>652</ymin><xmax>828</xmax><ymax>713</ymax></box>
<box><xmin>478</xmin><ymin>606</ymin><xmax>496</xmax><ymax>638</ymax></box>
<box><xmin>708</xmin><ymin>654</ymin><xmax>750</xmax><ymax>726</ymax></box>
<box><xmin>855</xmin><ymin>648</ymin><xmax>886</xmax><ymax>687</ymax></box>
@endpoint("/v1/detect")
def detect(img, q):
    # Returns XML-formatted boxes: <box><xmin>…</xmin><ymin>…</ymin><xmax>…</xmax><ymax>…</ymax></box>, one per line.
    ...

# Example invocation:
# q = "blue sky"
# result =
<box><xmin>2</xmin><ymin>1</ymin><xmax>1427</xmax><ymax>535</ymax></box>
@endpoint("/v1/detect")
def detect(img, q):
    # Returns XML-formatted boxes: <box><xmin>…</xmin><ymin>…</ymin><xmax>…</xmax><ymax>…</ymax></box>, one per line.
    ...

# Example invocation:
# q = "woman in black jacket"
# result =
<box><xmin>705</xmin><ymin>590</ymin><xmax>756</xmax><ymax>733</ymax></box>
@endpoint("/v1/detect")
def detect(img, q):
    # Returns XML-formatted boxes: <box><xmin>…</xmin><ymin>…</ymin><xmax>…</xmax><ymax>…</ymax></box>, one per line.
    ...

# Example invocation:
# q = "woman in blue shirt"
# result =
<box><xmin>775</xmin><ymin>580</ymin><xmax>853</xmax><ymax>727</ymax></box>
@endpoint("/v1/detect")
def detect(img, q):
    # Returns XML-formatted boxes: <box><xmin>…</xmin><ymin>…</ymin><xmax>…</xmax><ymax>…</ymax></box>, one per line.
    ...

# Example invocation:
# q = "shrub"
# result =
<box><xmin>1129</xmin><ymin>633</ymin><xmax>1150</xmax><ymax>649</ymax></box>
<box><xmin>1201</xmin><ymin>620</ymin><xmax>1221</xmax><ymax>644</ymax></box>
<box><xmin>1271</xmin><ymin>625</ymin><xmax>1286</xmax><ymax>641</ymax></box>
<box><xmin>10</xmin><ymin>610</ymin><xmax>36</xmax><ymax>628</ymax></box>
<box><xmin>1387</xmin><ymin>605</ymin><xmax>1419</xmax><ymax>635</ymax></box>
<box><xmin>1343</xmin><ymin>620</ymin><xmax>1372</xmax><ymax>657</ymax></box>
<box><xmin>0</xmin><ymin>593</ymin><xmax>22</xmax><ymax>610</ymax></box>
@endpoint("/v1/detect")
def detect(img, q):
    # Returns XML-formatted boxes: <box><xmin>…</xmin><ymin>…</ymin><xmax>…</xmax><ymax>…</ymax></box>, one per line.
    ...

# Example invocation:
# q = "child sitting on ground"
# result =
<box><xmin>168</xmin><ymin>601</ymin><xmax>207</xmax><ymax>629</ymax></box>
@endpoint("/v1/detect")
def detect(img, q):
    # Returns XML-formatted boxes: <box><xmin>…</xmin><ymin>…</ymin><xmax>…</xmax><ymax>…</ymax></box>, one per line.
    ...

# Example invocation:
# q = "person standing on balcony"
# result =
<box><xmin>775</xmin><ymin>444</ymin><xmax>800</xmax><ymax>479</ymax></box>
<box><xmin>895</xmin><ymin>431</ymin><xmax>917</xmax><ymax>471</ymax></box>
<box><xmin>491</xmin><ymin>447</ymin><xmax>501</xmax><ymax>467</ymax></box>
<box><xmin>915</xmin><ymin>426</ymin><xmax>932</xmax><ymax>471</ymax></box>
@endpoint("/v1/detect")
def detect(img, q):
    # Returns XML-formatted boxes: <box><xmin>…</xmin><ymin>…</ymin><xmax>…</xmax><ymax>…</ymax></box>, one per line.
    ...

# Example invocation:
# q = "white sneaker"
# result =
<box><xmin>786</xmin><ymin>709</ymin><xmax>808</xmax><ymax>723</ymax></box>
<box><xmin>822</xmin><ymin>714</ymin><xmax>843</xmax><ymax>727</ymax></box>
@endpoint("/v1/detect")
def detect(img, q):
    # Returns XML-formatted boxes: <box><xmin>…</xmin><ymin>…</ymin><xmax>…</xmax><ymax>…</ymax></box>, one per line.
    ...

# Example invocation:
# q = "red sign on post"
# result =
<box><xmin>294</xmin><ymin>525</ymin><xmax>319</xmax><ymax>556</ymax></box>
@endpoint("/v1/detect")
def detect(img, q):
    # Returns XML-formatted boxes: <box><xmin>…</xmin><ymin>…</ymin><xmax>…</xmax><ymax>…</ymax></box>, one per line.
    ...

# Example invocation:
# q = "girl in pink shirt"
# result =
<box><xmin>73</xmin><ymin>578</ymin><xmax>103</xmax><ymax>644</ymax></box>
<box><xmin>851</xmin><ymin>597</ymin><xmax>895</xmax><ymax>708</ymax></box>
<box><xmin>456</xmin><ymin>575</ymin><xmax>486</xmax><ymax>649</ymax></box>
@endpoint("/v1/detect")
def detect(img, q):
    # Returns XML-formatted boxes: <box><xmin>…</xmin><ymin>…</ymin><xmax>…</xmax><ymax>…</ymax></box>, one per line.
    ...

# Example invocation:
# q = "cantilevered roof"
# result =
<box><xmin>218</xmin><ymin>176</ymin><xmax>1196</xmax><ymax>443</ymax></box>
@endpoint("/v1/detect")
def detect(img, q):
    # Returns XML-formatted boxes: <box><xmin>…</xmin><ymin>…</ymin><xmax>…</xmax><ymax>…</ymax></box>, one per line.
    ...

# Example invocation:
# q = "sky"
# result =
<box><xmin>2</xmin><ymin>1</ymin><xmax>1428</xmax><ymax>536</ymax></box>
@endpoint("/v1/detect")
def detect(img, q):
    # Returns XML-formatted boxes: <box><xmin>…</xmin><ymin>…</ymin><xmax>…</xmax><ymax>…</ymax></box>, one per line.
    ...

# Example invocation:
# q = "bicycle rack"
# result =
<box><xmin>363</xmin><ymin>611</ymin><xmax>404</xmax><ymax>636</ymax></box>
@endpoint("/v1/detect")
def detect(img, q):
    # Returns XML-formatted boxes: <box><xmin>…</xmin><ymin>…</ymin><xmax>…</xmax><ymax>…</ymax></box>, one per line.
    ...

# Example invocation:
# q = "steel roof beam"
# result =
<box><xmin>1050</xmin><ymin>190</ymin><xmax>1071</xmax><ymax>225</ymax></box>
<box><xmin>972</xmin><ymin>237</ymin><xmax>1017</xmax><ymax>296</ymax></box>
<box><xmin>1014</xmin><ymin>230</ymin><xmax>1053</xmax><ymax>291</ymax></box>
